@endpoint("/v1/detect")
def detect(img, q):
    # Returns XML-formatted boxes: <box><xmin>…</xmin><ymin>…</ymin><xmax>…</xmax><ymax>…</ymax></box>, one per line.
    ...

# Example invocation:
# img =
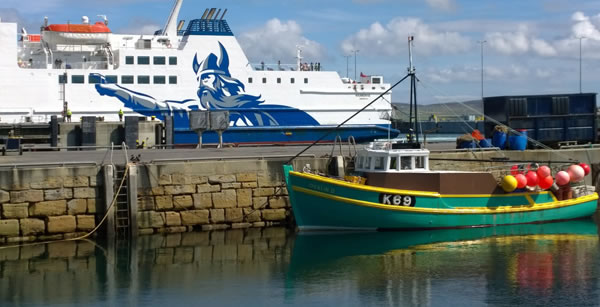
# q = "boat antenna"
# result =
<box><xmin>407</xmin><ymin>35</ymin><xmax>419</xmax><ymax>145</ymax></box>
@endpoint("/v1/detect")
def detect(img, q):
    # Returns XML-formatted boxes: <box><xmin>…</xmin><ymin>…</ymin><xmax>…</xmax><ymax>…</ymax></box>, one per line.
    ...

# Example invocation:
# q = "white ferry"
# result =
<box><xmin>0</xmin><ymin>0</ymin><xmax>397</xmax><ymax>144</ymax></box>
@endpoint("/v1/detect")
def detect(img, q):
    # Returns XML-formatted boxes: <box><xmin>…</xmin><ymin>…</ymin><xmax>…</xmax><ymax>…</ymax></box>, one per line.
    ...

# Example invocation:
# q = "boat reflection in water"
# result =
<box><xmin>287</xmin><ymin>219</ymin><xmax>600</xmax><ymax>306</ymax></box>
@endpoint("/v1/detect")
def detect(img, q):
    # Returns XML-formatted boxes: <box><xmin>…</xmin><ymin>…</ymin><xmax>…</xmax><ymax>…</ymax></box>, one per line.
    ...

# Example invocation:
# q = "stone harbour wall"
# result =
<box><xmin>0</xmin><ymin>166</ymin><xmax>102</xmax><ymax>243</ymax></box>
<box><xmin>136</xmin><ymin>159</ymin><xmax>307</xmax><ymax>234</ymax></box>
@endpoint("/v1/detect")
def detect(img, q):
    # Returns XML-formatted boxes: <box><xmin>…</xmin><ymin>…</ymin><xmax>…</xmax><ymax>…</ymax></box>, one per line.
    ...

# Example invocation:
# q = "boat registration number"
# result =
<box><xmin>379</xmin><ymin>194</ymin><xmax>415</xmax><ymax>207</ymax></box>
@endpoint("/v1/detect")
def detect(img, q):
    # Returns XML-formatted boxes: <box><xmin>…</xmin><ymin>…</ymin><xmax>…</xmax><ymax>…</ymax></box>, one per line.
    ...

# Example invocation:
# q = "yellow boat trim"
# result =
<box><xmin>290</xmin><ymin>171</ymin><xmax>554</xmax><ymax>199</ymax></box>
<box><xmin>292</xmin><ymin>185</ymin><xmax>598</xmax><ymax>215</ymax></box>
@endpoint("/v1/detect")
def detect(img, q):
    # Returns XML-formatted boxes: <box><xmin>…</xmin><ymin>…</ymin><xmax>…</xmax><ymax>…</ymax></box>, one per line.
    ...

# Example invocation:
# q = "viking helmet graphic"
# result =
<box><xmin>193</xmin><ymin>42</ymin><xmax>230</xmax><ymax>78</ymax></box>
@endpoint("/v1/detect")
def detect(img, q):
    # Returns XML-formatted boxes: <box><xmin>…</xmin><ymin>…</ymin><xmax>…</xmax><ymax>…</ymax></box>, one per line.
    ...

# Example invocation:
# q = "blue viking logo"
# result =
<box><xmin>93</xmin><ymin>41</ymin><xmax>318</xmax><ymax>128</ymax></box>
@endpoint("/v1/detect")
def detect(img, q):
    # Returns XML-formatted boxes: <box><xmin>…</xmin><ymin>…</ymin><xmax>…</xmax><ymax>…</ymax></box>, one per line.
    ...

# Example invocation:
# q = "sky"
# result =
<box><xmin>2</xmin><ymin>0</ymin><xmax>600</xmax><ymax>104</ymax></box>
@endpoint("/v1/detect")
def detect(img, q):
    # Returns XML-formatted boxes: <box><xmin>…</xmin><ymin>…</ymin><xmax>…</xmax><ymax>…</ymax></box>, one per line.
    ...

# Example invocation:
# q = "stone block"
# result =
<box><xmin>180</xmin><ymin>210</ymin><xmax>209</xmax><ymax>225</ymax></box>
<box><xmin>164</xmin><ymin>185</ymin><xmax>195</xmax><ymax>195</ymax></box>
<box><xmin>268</xmin><ymin>196</ymin><xmax>289</xmax><ymax>209</ymax></box>
<box><xmin>44</xmin><ymin>188</ymin><xmax>73</xmax><ymax>201</ymax></box>
<box><xmin>225</xmin><ymin>208</ymin><xmax>243</xmax><ymax>223</ymax></box>
<box><xmin>232</xmin><ymin>223</ymin><xmax>252</xmax><ymax>229</ymax></box>
<box><xmin>193</xmin><ymin>193</ymin><xmax>212</xmax><ymax>209</ymax></box>
<box><xmin>258</xmin><ymin>172</ymin><xmax>283</xmax><ymax>187</ymax></box>
<box><xmin>30</xmin><ymin>177</ymin><xmax>63</xmax><ymax>189</ymax></box>
<box><xmin>67</xmin><ymin>199</ymin><xmax>87</xmax><ymax>215</ymax></box>
<box><xmin>138</xmin><ymin>211</ymin><xmax>166</xmax><ymax>228</ymax></box>
<box><xmin>262</xmin><ymin>209</ymin><xmax>287</xmax><ymax>221</ymax></box>
<box><xmin>252</xmin><ymin>222</ymin><xmax>266</xmax><ymax>228</ymax></box>
<box><xmin>10</xmin><ymin>190</ymin><xmax>43</xmax><ymax>203</ymax></box>
<box><xmin>236</xmin><ymin>173</ymin><xmax>258</xmax><ymax>182</ymax></box>
<box><xmin>155</xmin><ymin>195</ymin><xmax>173</xmax><ymax>210</ymax></box>
<box><xmin>253</xmin><ymin>188</ymin><xmax>274</xmax><ymax>197</ymax></box>
<box><xmin>237</xmin><ymin>189</ymin><xmax>252</xmax><ymax>208</ymax></box>
<box><xmin>243</xmin><ymin>208</ymin><xmax>262</xmax><ymax>223</ymax></box>
<box><xmin>275</xmin><ymin>187</ymin><xmax>289</xmax><ymax>196</ymax></box>
<box><xmin>208</xmin><ymin>175</ymin><xmax>236</xmax><ymax>184</ymax></box>
<box><xmin>89</xmin><ymin>175</ymin><xmax>98</xmax><ymax>187</ymax></box>
<box><xmin>252</xmin><ymin>197</ymin><xmax>268</xmax><ymax>209</ymax></box>
<box><xmin>87</xmin><ymin>199</ymin><xmax>98</xmax><ymax>214</ymax></box>
<box><xmin>156</xmin><ymin>226</ymin><xmax>187</xmax><ymax>234</ymax></box>
<box><xmin>173</xmin><ymin>195</ymin><xmax>194</xmax><ymax>210</ymax></box>
<box><xmin>191</xmin><ymin>176</ymin><xmax>208</xmax><ymax>184</ymax></box>
<box><xmin>0</xmin><ymin>190</ymin><xmax>9</xmax><ymax>204</ymax></box>
<box><xmin>172</xmin><ymin>173</ymin><xmax>192</xmax><ymax>185</ymax></box>
<box><xmin>20</xmin><ymin>218</ymin><xmax>45</xmax><ymax>236</ymax></box>
<box><xmin>6</xmin><ymin>236</ymin><xmax>35</xmax><ymax>244</ymax></box>
<box><xmin>29</xmin><ymin>200</ymin><xmax>67</xmax><ymax>216</ymax></box>
<box><xmin>139</xmin><ymin>196</ymin><xmax>155</xmax><ymax>211</ymax></box>
<box><xmin>73</xmin><ymin>187</ymin><xmax>97</xmax><ymax>199</ymax></box>
<box><xmin>165</xmin><ymin>211</ymin><xmax>182</xmax><ymax>226</ymax></box>
<box><xmin>151</xmin><ymin>186</ymin><xmax>165</xmax><ymax>195</ymax></box>
<box><xmin>210</xmin><ymin>209</ymin><xmax>225</xmax><ymax>223</ymax></box>
<box><xmin>63</xmin><ymin>176</ymin><xmax>89</xmax><ymax>188</ymax></box>
<box><xmin>139</xmin><ymin>228</ymin><xmax>154</xmax><ymax>235</ymax></box>
<box><xmin>47</xmin><ymin>215</ymin><xmax>76</xmax><ymax>233</ymax></box>
<box><xmin>221</xmin><ymin>182</ymin><xmax>241</xmax><ymax>189</ymax></box>
<box><xmin>241</xmin><ymin>182</ymin><xmax>258</xmax><ymax>188</ymax></box>
<box><xmin>158</xmin><ymin>174</ymin><xmax>172</xmax><ymax>185</ymax></box>
<box><xmin>0</xmin><ymin>219</ymin><xmax>19</xmax><ymax>236</ymax></box>
<box><xmin>197</xmin><ymin>183</ymin><xmax>220</xmax><ymax>193</ymax></box>
<box><xmin>201</xmin><ymin>224</ymin><xmax>230</xmax><ymax>231</ymax></box>
<box><xmin>2</xmin><ymin>203</ymin><xmax>29</xmax><ymax>219</ymax></box>
<box><xmin>212</xmin><ymin>189</ymin><xmax>236</xmax><ymax>209</ymax></box>
<box><xmin>76</xmin><ymin>215</ymin><xmax>95</xmax><ymax>231</ymax></box>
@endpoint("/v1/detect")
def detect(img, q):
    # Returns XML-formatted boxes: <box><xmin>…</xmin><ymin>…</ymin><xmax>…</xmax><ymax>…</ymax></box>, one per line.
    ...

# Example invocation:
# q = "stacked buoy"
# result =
<box><xmin>500</xmin><ymin>163</ymin><xmax>590</xmax><ymax>193</ymax></box>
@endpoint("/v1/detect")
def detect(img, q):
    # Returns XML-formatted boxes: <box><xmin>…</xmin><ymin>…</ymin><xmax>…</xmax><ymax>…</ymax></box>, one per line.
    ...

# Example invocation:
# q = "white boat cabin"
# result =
<box><xmin>354</xmin><ymin>142</ymin><xmax>430</xmax><ymax>173</ymax></box>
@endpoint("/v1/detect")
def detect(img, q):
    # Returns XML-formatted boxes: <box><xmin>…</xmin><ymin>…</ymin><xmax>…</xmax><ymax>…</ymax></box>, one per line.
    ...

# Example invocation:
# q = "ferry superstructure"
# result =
<box><xmin>0</xmin><ymin>0</ymin><xmax>397</xmax><ymax>144</ymax></box>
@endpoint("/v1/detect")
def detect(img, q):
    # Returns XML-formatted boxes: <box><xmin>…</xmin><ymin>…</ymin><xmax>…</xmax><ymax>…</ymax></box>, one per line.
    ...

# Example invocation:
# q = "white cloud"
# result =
<box><xmin>341</xmin><ymin>17</ymin><xmax>471</xmax><ymax>57</ymax></box>
<box><xmin>425</xmin><ymin>0</ymin><xmax>457</xmax><ymax>12</ymax></box>
<box><xmin>238</xmin><ymin>18</ymin><xmax>325</xmax><ymax>64</ymax></box>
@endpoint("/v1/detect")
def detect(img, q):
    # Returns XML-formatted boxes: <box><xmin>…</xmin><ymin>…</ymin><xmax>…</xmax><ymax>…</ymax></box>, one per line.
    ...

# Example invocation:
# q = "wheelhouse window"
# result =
<box><xmin>153</xmin><ymin>56</ymin><xmax>166</xmax><ymax>65</ymax></box>
<box><xmin>365</xmin><ymin>157</ymin><xmax>372</xmax><ymax>170</ymax></box>
<box><xmin>122</xmin><ymin>75</ymin><xmax>134</xmax><ymax>84</ymax></box>
<box><xmin>415</xmin><ymin>156</ymin><xmax>425</xmax><ymax>169</ymax></box>
<box><xmin>125</xmin><ymin>56</ymin><xmax>134</xmax><ymax>65</ymax></box>
<box><xmin>154</xmin><ymin>76</ymin><xmax>166</xmax><ymax>84</ymax></box>
<box><xmin>137</xmin><ymin>56</ymin><xmax>150</xmax><ymax>65</ymax></box>
<box><xmin>356</xmin><ymin>156</ymin><xmax>364</xmax><ymax>169</ymax></box>
<box><xmin>71</xmin><ymin>75</ymin><xmax>84</xmax><ymax>84</ymax></box>
<box><xmin>390</xmin><ymin>156</ymin><xmax>398</xmax><ymax>171</ymax></box>
<box><xmin>137</xmin><ymin>75</ymin><xmax>150</xmax><ymax>84</ymax></box>
<box><xmin>400</xmin><ymin>156</ymin><xmax>412</xmax><ymax>170</ymax></box>
<box><xmin>169</xmin><ymin>56</ymin><xmax>177</xmax><ymax>65</ymax></box>
<box><xmin>374</xmin><ymin>157</ymin><xmax>385</xmax><ymax>170</ymax></box>
<box><xmin>169</xmin><ymin>76</ymin><xmax>177</xmax><ymax>84</ymax></box>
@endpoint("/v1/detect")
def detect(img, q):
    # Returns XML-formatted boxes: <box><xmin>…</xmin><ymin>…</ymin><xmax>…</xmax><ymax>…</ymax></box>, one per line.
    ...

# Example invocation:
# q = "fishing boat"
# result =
<box><xmin>0</xmin><ymin>0</ymin><xmax>397</xmax><ymax>144</ymax></box>
<box><xmin>283</xmin><ymin>37</ymin><xmax>599</xmax><ymax>231</ymax></box>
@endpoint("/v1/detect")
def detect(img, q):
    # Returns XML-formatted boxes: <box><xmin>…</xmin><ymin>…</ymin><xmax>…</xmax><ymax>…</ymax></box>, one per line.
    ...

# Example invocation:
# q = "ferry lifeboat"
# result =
<box><xmin>42</xmin><ymin>17</ymin><xmax>111</xmax><ymax>45</ymax></box>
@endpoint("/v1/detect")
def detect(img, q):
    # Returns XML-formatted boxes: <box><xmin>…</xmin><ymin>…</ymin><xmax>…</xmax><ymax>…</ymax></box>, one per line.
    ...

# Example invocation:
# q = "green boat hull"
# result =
<box><xmin>283</xmin><ymin>165</ymin><xmax>599</xmax><ymax>230</ymax></box>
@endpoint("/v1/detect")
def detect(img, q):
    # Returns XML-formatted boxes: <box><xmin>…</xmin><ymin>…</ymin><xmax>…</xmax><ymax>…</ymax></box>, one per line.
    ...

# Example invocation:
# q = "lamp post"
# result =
<box><xmin>344</xmin><ymin>55</ymin><xmax>351</xmax><ymax>78</ymax></box>
<box><xmin>477</xmin><ymin>40</ymin><xmax>486</xmax><ymax>100</ymax></box>
<box><xmin>352</xmin><ymin>49</ymin><xmax>359</xmax><ymax>81</ymax></box>
<box><xmin>578</xmin><ymin>36</ymin><xmax>585</xmax><ymax>93</ymax></box>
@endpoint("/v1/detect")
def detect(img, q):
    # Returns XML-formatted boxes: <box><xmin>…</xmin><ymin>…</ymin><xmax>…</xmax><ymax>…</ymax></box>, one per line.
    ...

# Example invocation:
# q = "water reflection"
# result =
<box><xmin>0</xmin><ymin>220</ymin><xmax>598</xmax><ymax>306</ymax></box>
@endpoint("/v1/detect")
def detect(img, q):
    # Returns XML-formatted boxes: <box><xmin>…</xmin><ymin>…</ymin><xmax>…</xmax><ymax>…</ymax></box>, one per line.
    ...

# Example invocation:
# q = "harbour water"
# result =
<box><xmin>1</xmin><ymin>219</ymin><xmax>599</xmax><ymax>306</ymax></box>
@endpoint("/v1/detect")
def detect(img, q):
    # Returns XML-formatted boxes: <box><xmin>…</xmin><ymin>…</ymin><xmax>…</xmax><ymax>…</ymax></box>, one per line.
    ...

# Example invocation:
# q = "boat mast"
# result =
<box><xmin>407</xmin><ymin>36</ymin><xmax>419</xmax><ymax>144</ymax></box>
<box><xmin>162</xmin><ymin>0</ymin><xmax>184</xmax><ymax>37</ymax></box>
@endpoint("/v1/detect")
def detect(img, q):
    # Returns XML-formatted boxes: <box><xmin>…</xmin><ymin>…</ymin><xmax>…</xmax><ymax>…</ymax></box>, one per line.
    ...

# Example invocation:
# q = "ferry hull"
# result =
<box><xmin>283</xmin><ymin>166</ymin><xmax>599</xmax><ymax>230</ymax></box>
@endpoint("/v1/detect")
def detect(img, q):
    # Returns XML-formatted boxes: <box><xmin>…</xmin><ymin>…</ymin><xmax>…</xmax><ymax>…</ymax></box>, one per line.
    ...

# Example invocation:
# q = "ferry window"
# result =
<box><xmin>415</xmin><ymin>156</ymin><xmax>425</xmax><ymax>169</ymax></box>
<box><xmin>290</xmin><ymin>78</ymin><xmax>295</xmax><ymax>84</ymax></box>
<box><xmin>390</xmin><ymin>156</ymin><xmax>398</xmax><ymax>170</ymax></box>
<box><xmin>153</xmin><ymin>56</ymin><xmax>166</xmax><ymax>65</ymax></box>
<box><xmin>71</xmin><ymin>75</ymin><xmax>84</xmax><ymax>84</ymax></box>
<box><xmin>248</xmin><ymin>77</ymin><xmax>253</xmax><ymax>83</ymax></box>
<box><xmin>372</xmin><ymin>77</ymin><xmax>381</xmax><ymax>84</ymax></box>
<box><xmin>125</xmin><ymin>56</ymin><xmax>134</xmax><ymax>65</ymax></box>
<box><xmin>58</xmin><ymin>74</ymin><xmax>67</xmax><ymax>84</ymax></box>
<box><xmin>169</xmin><ymin>76</ymin><xmax>177</xmax><ymax>84</ymax></box>
<box><xmin>374</xmin><ymin>157</ymin><xmax>384</xmax><ymax>170</ymax></box>
<box><xmin>122</xmin><ymin>75</ymin><xmax>134</xmax><ymax>84</ymax></box>
<box><xmin>137</xmin><ymin>75</ymin><xmax>150</xmax><ymax>84</ymax></box>
<box><xmin>262</xmin><ymin>78</ymin><xmax>267</xmax><ymax>84</ymax></box>
<box><xmin>88</xmin><ymin>74</ymin><xmax>101</xmax><ymax>84</ymax></box>
<box><xmin>137</xmin><ymin>56</ymin><xmax>150</xmax><ymax>65</ymax></box>
<box><xmin>154</xmin><ymin>76</ymin><xmax>166</xmax><ymax>84</ymax></box>
<box><xmin>400</xmin><ymin>156</ymin><xmax>412</xmax><ymax>170</ymax></box>
<box><xmin>106</xmin><ymin>75</ymin><xmax>118</xmax><ymax>84</ymax></box>
<box><xmin>169</xmin><ymin>56</ymin><xmax>177</xmax><ymax>65</ymax></box>
<box><xmin>277</xmin><ymin>78</ymin><xmax>281</xmax><ymax>84</ymax></box>
<box><xmin>304</xmin><ymin>78</ymin><xmax>308</xmax><ymax>84</ymax></box>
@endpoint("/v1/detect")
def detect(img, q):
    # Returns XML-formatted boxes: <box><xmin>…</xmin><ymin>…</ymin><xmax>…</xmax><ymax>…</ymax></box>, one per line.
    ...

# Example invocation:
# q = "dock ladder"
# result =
<box><xmin>114</xmin><ymin>165</ymin><xmax>131</xmax><ymax>240</ymax></box>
